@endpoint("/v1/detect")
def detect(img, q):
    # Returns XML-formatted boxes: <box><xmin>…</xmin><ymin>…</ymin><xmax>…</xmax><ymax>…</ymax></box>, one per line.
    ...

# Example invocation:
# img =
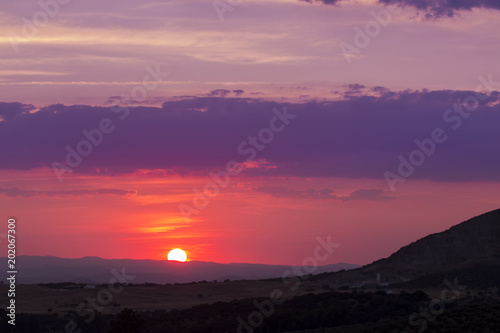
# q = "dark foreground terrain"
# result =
<box><xmin>1</xmin><ymin>279</ymin><xmax>499</xmax><ymax>333</ymax></box>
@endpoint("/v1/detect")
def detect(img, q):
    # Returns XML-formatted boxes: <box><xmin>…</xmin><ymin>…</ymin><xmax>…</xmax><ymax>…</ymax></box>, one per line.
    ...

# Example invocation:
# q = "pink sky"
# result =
<box><xmin>0</xmin><ymin>1</ymin><xmax>499</xmax><ymax>105</ymax></box>
<box><xmin>3</xmin><ymin>168</ymin><xmax>500</xmax><ymax>265</ymax></box>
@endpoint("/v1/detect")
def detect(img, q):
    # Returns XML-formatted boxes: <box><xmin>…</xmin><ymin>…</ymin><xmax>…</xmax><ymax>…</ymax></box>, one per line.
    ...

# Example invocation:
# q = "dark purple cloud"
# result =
<box><xmin>208</xmin><ymin>89</ymin><xmax>231</xmax><ymax>97</ymax></box>
<box><xmin>0</xmin><ymin>188</ymin><xmax>137</xmax><ymax>198</ymax></box>
<box><xmin>255</xmin><ymin>187</ymin><xmax>393</xmax><ymax>201</ymax></box>
<box><xmin>301</xmin><ymin>0</ymin><xmax>342</xmax><ymax>4</ymax></box>
<box><xmin>303</xmin><ymin>0</ymin><xmax>500</xmax><ymax>17</ymax></box>
<box><xmin>346</xmin><ymin>84</ymin><xmax>365</xmax><ymax>93</ymax></box>
<box><xmin>0</xmin><ymin>102</ymin><xmax>34</xmax><ymax>121</ymax></box>
<box><xmin>343</xmin><ymin>83</ymin><xmax>366</xmax><ymax>98</ymax></box>
<box><xmin>379</xmin><ymin>0</ymin><xmax>500</xmax><ymax>18</ymax></box>
<box><xmin>208</xmin><ymin>89</ymin><xmax>247</xmax><ymax>98</ymax></box>
<box><xmin>1</xmin><ymin>88</ymin><xmax>500</xmax><ymax>182</ymax></box>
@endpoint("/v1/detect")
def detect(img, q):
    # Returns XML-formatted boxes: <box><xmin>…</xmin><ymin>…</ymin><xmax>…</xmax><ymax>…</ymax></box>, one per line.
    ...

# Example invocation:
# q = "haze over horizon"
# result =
<box><xmin>1</xmin><ymin>0</ymin><xmax>500</xmax><ymax>266</ymax></box>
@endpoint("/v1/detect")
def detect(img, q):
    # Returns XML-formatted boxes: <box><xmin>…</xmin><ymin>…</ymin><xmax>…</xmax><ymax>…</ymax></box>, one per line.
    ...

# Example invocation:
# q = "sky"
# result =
<box><xmin>1</xmin><ymin>0</ymin><xmax>500</xmax><ymax>265</ymax></box>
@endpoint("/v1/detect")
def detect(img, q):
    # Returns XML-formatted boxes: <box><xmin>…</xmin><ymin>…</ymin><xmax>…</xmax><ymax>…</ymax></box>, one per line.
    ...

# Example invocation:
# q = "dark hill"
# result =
<box><xmin>322</xmin><ymin>208</ymin><xmax>500</xmax><ymax>288</ymax></box>
<box><xmin>380</xmin><ymin>208</ymin><xmax>500</xmax><ymax>266</ymax></box>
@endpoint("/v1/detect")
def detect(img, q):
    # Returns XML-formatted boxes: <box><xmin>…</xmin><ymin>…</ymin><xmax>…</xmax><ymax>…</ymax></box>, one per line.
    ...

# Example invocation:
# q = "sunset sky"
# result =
<box><xmin>1</xmin><ymin>0</ymin><xmax>500</xmax><ymax>265</ymax></box>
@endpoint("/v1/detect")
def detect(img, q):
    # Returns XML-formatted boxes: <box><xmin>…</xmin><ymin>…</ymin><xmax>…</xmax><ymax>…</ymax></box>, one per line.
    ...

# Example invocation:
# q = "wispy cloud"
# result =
<box><xmin>0</xmin><ymin>70</ymin><xmax>71</xmax><ymax>76</ymax></box>
<box><xmin>0</xmin><ymin>187</ymin><xmax>137</xmax><ymax>198</ymax></box>
<box><xmin>254</xmin><ymin>186</ymin><xmax>393</xmax><ymax>201</ymax></box>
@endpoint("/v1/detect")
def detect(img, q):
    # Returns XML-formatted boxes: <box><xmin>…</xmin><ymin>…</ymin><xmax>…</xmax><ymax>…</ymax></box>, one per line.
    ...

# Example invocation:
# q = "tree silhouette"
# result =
<box><xmin>109</xmin><ymin>308</ymin><xmax>145</xmax><ymax>333</ymax></box>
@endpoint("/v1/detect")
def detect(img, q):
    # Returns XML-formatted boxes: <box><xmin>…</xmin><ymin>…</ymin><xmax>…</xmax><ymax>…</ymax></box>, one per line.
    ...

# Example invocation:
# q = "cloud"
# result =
<box><xmin>1</xmin><ymin>88</ymin><xmax>500</xmax><ymax>182</ymax></box>
<box><xmin>379</xmin><ymin>0</ymin><xmax>500</xmax><ymax>18</ymax></box>
<box><xmin>0</xmin><ymin>188</ymin><xmax>137</xmax><ymax>198</ymax></box>
<box><xmin>255</xmin><ymin>187</ymin><xmax>393</xmax><ymax>201</ymax></box>
<box><xmin>346</xmin><ymin>84</ymin><xmax>365</xmax><ymax>93</ymax></box>
<box><xmin>372</xmin><ymin>86</ymin><xmax>391</xmax><ymax>95</ymax></box>
<box><xmin>345</xmin><ymin>189</ymin><xmax>392</xmax><ymax>201</ymax></box>
<box><xmin>0</xmin><ymin>102</ymin><xmax>34</xmax><ymax>121</ymax></box>
<box><xmin>208</xmin><ymin>89</ymin><xmax>231</xmax><ymax>97</ymax></box>
<box><xmin>344</xmin><ymin>83</ymin><xmax>366</xmax><ymax>98</ymax></box>
<box><xmin>209</xmin><ymin>89</ymin><xmax>246</xmax><ymax>97</ymax></box>
<box><xmin>303</xmin><ymin>0</ymin><xmax>500</xmax><ymax>18</ymax></box>
<box><xmin>301</xmin><ymin>0</ymin><xmax>343</xmax><ymax>5</ymax></box>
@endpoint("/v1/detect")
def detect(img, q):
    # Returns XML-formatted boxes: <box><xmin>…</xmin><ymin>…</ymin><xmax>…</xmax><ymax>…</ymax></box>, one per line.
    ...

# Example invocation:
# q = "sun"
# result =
<box><xmin>167</xmin><ymin>248</ymin><xmax>187</xmax><ymax>262</ymax></box>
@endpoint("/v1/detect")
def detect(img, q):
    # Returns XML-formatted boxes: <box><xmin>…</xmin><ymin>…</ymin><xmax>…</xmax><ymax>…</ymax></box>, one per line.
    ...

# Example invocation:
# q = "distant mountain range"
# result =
<box><xmin>0</xmin><ymin>255</ymin><xmax>360</xmax><ymax>284</ymax></box>
<box><xmin>320</xmin><ymin>208</ymin><xmax>500</xmax><ymax>288</ymax></box>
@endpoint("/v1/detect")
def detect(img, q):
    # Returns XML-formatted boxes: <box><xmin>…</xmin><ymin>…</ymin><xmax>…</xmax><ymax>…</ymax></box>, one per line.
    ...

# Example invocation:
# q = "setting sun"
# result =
<box><xmin>167</xmin><ymin>248</ymin><xmax>187</xmax><ymax>262</ymax></box>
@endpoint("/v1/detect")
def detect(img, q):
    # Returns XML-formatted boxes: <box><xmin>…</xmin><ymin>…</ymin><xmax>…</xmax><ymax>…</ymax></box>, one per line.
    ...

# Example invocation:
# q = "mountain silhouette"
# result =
<box><xmin>0</xmin><ymin>256</ymin><xmax>359</xmax><ymax>284</ymax></box>
<box><xmin>321</xmin><ymin>208</ymin><xmax>500</xmax><ymax>288</ymax></box>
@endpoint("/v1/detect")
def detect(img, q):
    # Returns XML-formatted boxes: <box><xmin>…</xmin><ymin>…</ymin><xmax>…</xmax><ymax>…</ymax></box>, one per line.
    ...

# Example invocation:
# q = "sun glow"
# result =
<box><xmin>167</xmin><ymin>248</ymin><xmax>187</xmax><ymax>262</ymax></box>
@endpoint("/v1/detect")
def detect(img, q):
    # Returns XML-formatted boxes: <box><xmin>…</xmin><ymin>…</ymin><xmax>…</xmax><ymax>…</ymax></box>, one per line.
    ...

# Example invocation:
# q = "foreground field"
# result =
<box><xmin>3</xmin><ymin>280</ymin><xmax>496</xmax><ymax>316</ymax></box>
<box><xmin>1</xmin><ymin>278</ymin><xmax>333</xmax><ymax>315</ymax></box>
<box><xmin>2</xmin><ymin>279</ymin><xmax>498</xmax><ymax>333</ymax></box>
